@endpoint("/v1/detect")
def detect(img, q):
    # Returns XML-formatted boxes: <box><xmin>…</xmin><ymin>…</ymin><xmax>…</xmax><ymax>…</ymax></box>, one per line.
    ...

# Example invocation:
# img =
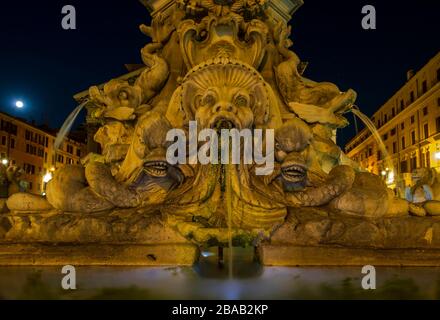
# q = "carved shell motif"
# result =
<box><xmin>177</xmin><ymin>15</ymin><xmax>268</xmax><ymax>70</ymax></box>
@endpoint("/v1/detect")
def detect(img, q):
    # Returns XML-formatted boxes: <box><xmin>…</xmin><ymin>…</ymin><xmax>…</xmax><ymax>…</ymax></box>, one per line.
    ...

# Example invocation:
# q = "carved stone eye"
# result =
<box><xmin>202</xmin><ymin>94</ymin><xmax>216</xmax><ymax>107</ymax></box>
<box><xmin>234</xmin><ymin>95</ymin><xmax>248</xmax><ymax>108</ymax></box>
<box><xmin>118</xmin><ymin>90</ymin><xmax>129</xmax><ymax>100</ymax></box>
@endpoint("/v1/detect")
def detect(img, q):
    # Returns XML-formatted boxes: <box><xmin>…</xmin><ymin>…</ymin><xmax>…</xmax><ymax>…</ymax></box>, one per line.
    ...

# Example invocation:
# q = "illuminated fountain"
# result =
<box><xmin>1</xmin><ymin>0</ymin><xmax>440</xmax><ymax>267</ymax></box>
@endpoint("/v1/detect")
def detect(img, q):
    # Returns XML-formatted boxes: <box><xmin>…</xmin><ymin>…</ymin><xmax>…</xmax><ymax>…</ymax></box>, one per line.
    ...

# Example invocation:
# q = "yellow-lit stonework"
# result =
<box><xmin>1</xmin><ymin>0</ymin><xmax>440</xmax><ymax>266</ymax></box>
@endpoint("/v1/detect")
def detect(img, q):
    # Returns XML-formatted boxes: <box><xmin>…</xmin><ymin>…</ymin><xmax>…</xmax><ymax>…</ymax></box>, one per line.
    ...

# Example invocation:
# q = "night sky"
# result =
<box><xmin>0</xmin><ymin>0</ymin><xmax>439</xmax><ymax>148</ymax></box>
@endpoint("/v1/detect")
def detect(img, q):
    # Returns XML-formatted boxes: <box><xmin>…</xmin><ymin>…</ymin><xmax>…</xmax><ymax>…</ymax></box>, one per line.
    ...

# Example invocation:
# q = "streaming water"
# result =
<box><xmin>350</xmin><ymin>106</ymin><xmax>394</xmax><ymax>173</ymax></box>
<box><xmin>54</xmin><ymin>100</ymin><xmax>88</xmax><ymax>150</ymax></box>
<box><xmin>225</xmin><ymin>164</ymin><xmax>234</xmax><ymax>279</ymax></box>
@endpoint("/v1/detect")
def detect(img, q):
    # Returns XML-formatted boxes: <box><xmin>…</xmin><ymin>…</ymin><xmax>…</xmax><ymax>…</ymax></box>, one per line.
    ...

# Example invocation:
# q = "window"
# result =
<box><xmin>392</xmin><ymin>107</ymin><xmax>396</xmax><ymax>117</ymax></box>
<box><xmin>400</xmin><ymin>100</ymin><xmax>404</xmax><ymax>111</ymax></box>
<box><xmin>76</xmin><ymin>149</ymin><xmax>81</xmax><ymax>157</ymax></box>
<box><xmin>383</xmin><ymin>133</ymin><xmax>388</xmax><ymax>141</ymax></box>
<box><xmin>410</xmin><ymin>157</ymin><xmax>417</xmax><ymax>172</ymax></box>
<box><xmin>391</xmin><ymin>128</ymin><xmax>396</xmax><ymax>136</ymax></box>
<box><xmin>411</xmin><ymin>115</ymin><xmax>415</xmax><ymax>124</ymax></box>
<box><xmin>410</xmin><ymin>91</ymin><xmax>415</xmax><ymax>103</ymax></box>
<box><xmin>57</xmin><ymin>155</ymin><xmax>64</xmax><ymax>163</ymax></box>
<box><xmin>402</xmin><ymin>137</ymin><xmax>406</xmax><ymax>149</ymax></box>
<box><xmin>424</xmin><ymin>123</ymin><xmax>429</xmax><ymax>139</ymax></box>
<box><xmin>384</xmin><ymin>114</ymin><xmax>388</xmax><ymax>123</ymax></box>
<box><xmin>393</xmin><ymin>142</ymin><xmax>397</xmax><ymax>154</ymax></box>
<box><xmin>1</xmin><ymin>136</ymin><xmax>5</xmax><ymax>145</ymax></box>
<box><xmin>400</xmin><ymin>160</ymin><xmax>408</xmax><ymax>173</ymax></box>
<box><xmin>25</xmin><ymin>130</ymin><xmax>30</xmax><ymax>140</ymax></box>
<box><xmin>423</xmin><ymin>106</ymin><xmax>428</xmax><ymax>116</ymax></box>
<box><xmin>401</xmin><ymin>122</ymin><xmax>405</xmax><ymax>130</ymax></box>
<box><xmin>377</xmin><ymin>151</ymin><xmax>382</xmax><ymax>160</ymax></box>
<box><xmin>411</xmin><ymin>131</ymin><xmax>416</xmax><ymax>145</ymax></box>
<box><xmin>422</xmin><ymin>80</ymin><xmax>428</xmax><ymax>94</ymax></box>
<box><xmin>67</xmin><ymin>145</ymin><xmax>73</xmax><ymax>154</ymax></box>
<box><xmin>10</xmin><ymin>138</ymin><xmax>15</xmax><ymax>149</ymax></box>
<box><xmin>1</xmin><ymin>121</ymin><xmax>17</xmax><ymax>135</ymax></box>
<box><xmin>426</xmin><ymin>151</ymin><xmax>431</xmax><ymax>168</ymax></box>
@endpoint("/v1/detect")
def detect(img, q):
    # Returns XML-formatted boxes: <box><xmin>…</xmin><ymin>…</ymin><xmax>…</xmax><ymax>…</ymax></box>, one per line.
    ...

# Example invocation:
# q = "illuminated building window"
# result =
<box><xmin>410</xmin><ymin>157</ymin><xmax>417</xmax><ymax>171</ymax></box>
<box><xmin>422</xmin><ymin>80</ymin><xmax>428</xmax><ymax>94</ymax></box>
<box><xmin>400</xmin><ymin>160</ymin><xmax>408</xmax><ymax>173</ymax></box>
<box><xmin>424</xmin><ymin>123</ymin><xmax>429</xmax><ymax>139</ymax></box>
<box><xmin>426</xmin><ymin>151</ymin><xmax>431</xmax><ymax>168</ymax></box>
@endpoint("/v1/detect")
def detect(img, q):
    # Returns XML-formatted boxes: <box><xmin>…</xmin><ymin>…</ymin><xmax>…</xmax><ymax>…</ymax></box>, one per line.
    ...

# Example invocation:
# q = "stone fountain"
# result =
<box><xmin>1</xmin><ymin>0</ymin><xmax>440</xmax><ymax>266</ymax></box>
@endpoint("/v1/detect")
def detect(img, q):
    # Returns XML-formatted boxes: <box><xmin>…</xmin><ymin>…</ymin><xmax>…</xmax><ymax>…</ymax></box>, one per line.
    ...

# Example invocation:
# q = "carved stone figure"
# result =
<box><xmin>2</xmin><ymin>0</ymin><xmax>440</xmax><ymax>267</ymax></box>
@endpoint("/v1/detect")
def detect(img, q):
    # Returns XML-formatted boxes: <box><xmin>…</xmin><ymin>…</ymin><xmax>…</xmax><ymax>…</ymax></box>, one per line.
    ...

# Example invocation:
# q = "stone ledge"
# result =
<box><xmin>0</xmin><ymin>243</ymin><xmax>199</xmax><ymax>266</ymax></box>
<box><xmin>258</xmin><ymin>245</ymin><xmax>440</xmax><ymax>266</ymax></box>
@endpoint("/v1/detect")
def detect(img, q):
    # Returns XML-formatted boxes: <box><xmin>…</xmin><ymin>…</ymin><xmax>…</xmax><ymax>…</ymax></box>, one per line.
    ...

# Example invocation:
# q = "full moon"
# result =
<box><xmin>15</xmin><ymin>100</ymin><xmax>24</xmax><ymax>108</ymax></box>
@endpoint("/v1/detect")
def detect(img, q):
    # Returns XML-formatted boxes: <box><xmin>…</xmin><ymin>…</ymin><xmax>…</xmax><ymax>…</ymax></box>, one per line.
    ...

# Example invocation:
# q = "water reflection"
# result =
<box><xmin>0</xmin><ymin>263</ymin><xmax>439</xmax><ymax>300</ymax></box>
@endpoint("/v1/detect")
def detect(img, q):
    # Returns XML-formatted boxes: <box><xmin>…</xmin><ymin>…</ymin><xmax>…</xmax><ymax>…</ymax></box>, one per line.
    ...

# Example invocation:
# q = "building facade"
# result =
<box><xmin>0</xmin><ymin>112</ymin><xmax>87</xmax><ymax>195</ymax></box>
<box><xmin>345</xmin><ymin>52</ymin><xmax>440</xmax><ymax>191</ymax></box>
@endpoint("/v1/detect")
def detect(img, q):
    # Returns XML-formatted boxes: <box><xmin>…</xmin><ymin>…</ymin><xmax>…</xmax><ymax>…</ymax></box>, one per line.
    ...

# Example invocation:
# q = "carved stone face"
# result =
<box><xmin>175</xmin><ymin>58</ymin><xmax>273</xmax><ymax>130</ymax></box>
<box><xmin>194</xmin><ymin>86</ymin><xmax>254</xmax><ymax>130</ymax></box>
<box><xmin>274</xmin><ymin>118</ymin><xmax>313</xmax><ymax>188</ymax></box>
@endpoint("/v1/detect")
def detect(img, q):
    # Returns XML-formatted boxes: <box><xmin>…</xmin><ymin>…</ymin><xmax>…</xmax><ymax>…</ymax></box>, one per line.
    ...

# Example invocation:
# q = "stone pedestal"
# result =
<box><xmin>258</xmin><ymin>207</ymin><xmax>440</xmax><ymax>266</ymax></box>
<box><xmin>0</xmin><ymin>209</ymin><xmax>199</xmax><ymax>266</ymax></box>
<box><xmin>258</xmin><ymin>246</ymin><xmax>440</xmax><ymax>266</ymax></box>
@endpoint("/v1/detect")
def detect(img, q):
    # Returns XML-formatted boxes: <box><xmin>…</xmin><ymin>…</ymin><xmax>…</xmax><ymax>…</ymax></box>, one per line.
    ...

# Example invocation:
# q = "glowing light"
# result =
<box><xmin>1</xmin><ymin>159</ymin><xmax>8</xmax><ymax>165</ymax></box>
<box><xmin>387</xmin><ymin>171</ymin><xmax>395</xmax><ymax>184</ymax></box>
<box><xmin>43</xmin><ymin>172</ymin><xmax>53</xmax><ymax>183</ymax></box>
<box><xmin>15</xmin><ymin>100</ymin><xmax>24</xmax><ymax>108</ymax></box>
<box><xmin>381</xmin><ymin>170</ymin><xmax>386</xmax><ymax>176</ymax></box>
<box><xmin>435</xmin><ymin>152</ymin><xmax>440</xmax><ymax>160</ymax></box>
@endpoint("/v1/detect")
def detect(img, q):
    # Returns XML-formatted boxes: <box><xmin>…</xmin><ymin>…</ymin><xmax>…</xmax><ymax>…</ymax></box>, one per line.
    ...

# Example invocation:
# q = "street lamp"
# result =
<box><xmin>1</xmin><ymin>159</ymin><xmax>8</xmax><ymax>166</ymax></box>
<box><xmin>43</xmin><ymin>172</ymin><xmax>53</xmax><ymax>184</ymax></box>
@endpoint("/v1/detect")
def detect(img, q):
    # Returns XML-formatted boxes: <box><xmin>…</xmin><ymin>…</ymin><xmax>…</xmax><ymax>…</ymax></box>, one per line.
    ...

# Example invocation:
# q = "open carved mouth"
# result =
<box><xmin>209</xmin><ymin>115</ymin><xmax>239</xmax><ymax>131</ymax></box>
<box><xmin>144</xmin><ymin>161</ymin><xmax>169</xmax><ymax>177</ymax></box>
<box><xmin>281</xmin><ymin>164</ymin><xmax>307</xmax><ymax>183</ymax></box>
